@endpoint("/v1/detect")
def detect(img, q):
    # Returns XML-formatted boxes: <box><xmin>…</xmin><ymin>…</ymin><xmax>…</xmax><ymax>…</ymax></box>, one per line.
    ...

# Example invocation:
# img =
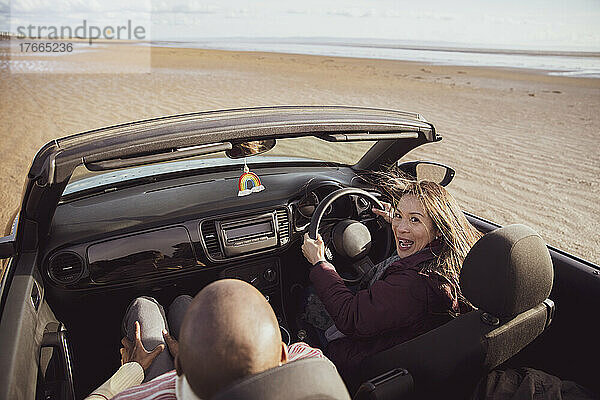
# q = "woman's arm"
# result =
<box><xmin>309</xmin><ymin>261</ymin><xmax>426</xmax><ymax>337</ymax></box>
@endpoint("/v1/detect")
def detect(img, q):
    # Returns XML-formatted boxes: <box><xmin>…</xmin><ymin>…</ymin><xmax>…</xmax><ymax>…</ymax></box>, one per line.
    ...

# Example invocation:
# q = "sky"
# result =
<box><xmin>2</xmin><ymin>0</ymin><xmax>600</xmax><ymax>51</ymax></box>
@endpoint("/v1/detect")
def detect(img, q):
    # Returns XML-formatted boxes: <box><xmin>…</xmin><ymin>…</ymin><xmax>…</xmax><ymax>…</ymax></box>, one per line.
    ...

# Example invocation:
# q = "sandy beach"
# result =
<box><xmin>1</xmin><ymin>44</ymin><xmax>599</xmax><ymax>263</ymax></box>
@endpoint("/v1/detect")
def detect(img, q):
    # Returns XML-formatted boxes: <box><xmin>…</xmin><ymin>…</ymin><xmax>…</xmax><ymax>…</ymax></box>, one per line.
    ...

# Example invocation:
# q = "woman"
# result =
<box><xmin>302</xmin><ymin>178</ymin><xmax>482</xmax><ymax>380</ymax></box>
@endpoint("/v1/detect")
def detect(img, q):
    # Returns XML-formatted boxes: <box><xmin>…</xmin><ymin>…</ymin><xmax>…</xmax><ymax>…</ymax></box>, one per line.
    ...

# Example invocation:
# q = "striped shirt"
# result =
<box><xmin>111</xmin><ymin>342</ymin><xmax>324</xmax><ymax>400</ymax></box>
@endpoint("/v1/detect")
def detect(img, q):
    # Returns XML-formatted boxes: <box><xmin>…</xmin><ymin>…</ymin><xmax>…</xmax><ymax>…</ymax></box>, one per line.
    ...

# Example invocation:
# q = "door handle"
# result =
<box><xmin>41</xmin><ymin>324</ymin><xmax>75</xmax><ymax>400</ymax></box>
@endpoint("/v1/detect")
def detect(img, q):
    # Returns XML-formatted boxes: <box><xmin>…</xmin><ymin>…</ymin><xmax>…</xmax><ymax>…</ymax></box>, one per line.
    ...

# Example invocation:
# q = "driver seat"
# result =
<box><xmin>354</xmin><ymin>224</ymin><xmax>555</xmax><ymax>399</ymax></box>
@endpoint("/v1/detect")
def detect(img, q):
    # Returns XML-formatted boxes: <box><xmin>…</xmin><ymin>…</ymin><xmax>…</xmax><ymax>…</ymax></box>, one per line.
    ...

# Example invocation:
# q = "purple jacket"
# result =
<box><xmin>309</xmin><ymin>245</ymin><xmax>461</xmax><ymax>379</ymax></box>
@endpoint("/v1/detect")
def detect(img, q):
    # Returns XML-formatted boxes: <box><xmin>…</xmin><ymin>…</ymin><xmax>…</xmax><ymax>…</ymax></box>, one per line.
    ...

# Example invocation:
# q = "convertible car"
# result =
<box><xmin>0</xmin><ymin>106</ymin><xmax>598</xmax><ymax>399</ymax></box>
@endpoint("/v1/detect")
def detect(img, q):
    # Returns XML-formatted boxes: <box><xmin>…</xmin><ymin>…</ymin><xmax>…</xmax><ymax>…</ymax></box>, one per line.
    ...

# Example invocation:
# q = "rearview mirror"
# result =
<box><xmin>396</xmin><ymin>161</ymin><xmax>455</xmax><ymax>186</ymax></box>
<box><xmin>226</xmin><ymin>139</ymin><xmax>276</xmax><ymax>159</ymax></box>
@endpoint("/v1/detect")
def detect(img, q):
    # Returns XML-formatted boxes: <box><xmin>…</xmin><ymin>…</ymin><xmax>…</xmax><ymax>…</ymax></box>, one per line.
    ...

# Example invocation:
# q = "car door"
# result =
<box><xmin>0</xmin><ymin>214</ymin><xmax>75</xmax><ymax>400</ymax></box>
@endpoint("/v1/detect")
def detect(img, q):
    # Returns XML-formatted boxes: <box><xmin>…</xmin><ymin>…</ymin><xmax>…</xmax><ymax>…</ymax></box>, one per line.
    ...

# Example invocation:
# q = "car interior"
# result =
<box><xmin>0</xmin><ymin>107</ymin><xmax>598</xmax><ymax>399</ymax></box>
<box><xmin>23</xmin><ymin>163</ymin><xmax>600</xmax><ymax>399</ymax></box>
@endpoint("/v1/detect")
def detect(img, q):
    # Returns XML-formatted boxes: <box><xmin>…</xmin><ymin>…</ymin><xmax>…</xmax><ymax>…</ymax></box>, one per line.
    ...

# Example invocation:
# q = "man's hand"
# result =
<box><xmin>162</xmin><ymin>329</ymin><xmax>179</xmax><ymax>359</ymax></box>
<box><xmin>120</xmin><ymin>321</ymin><xmax>164</xmax><ymax>371</ymax></box>
<box><xmin>372</xmin><ymin>201</ymin><xmax>393</xmax><ymax>224</ymax></box>
<box><xmin>302</xmin><ymin>233</ymin><xmax>326</xmax><ymax>265</ymax></box>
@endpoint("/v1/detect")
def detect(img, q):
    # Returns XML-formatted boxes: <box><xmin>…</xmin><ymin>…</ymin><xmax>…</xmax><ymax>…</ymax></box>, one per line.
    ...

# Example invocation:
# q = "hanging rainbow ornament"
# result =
<box><xmin>238</xmin><ymin>161</ymin><xmax>265</xmax><ymax>197</ymax></box>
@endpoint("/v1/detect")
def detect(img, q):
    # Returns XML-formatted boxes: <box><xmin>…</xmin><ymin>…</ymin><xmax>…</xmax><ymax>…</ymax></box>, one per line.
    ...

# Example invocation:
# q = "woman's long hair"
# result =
<box><xmin>373</xmin><ymin>171</ymin><xmax>482</xmax><ymax>306</ymax></box>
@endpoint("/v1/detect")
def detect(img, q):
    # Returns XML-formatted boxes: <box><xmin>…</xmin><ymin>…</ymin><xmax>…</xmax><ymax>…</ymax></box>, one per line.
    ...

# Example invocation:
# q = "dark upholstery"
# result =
<box><xmin>356</xmin><ymin>225</ymin><xmax>555</xmax><ymax>399</ymax></box>
<box><xmin>483</xmin><ymin>302</ymin><xmax>549</xmax><ymax>369</ymax></box>
<box><xmin>212</xmin><ymin>357</ymin><xmax>351</xmax><ymax>400</ymax></box>
<box><xmin>460</xmin><ymin>224</ymin><xmax>553</xmax><ymax>319</ymax></box>
<box><xmin>359</xmin><ymin>311</ymin><xmax>492</xmax><ymax>397</ymax></box>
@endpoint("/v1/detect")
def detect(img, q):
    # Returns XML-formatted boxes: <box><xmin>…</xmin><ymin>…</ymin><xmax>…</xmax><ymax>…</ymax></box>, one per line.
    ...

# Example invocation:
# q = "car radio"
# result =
<box><xmin>217</xmin><ymin>213</ymin><xmax>278</xmax><ymax>257</ymax></box>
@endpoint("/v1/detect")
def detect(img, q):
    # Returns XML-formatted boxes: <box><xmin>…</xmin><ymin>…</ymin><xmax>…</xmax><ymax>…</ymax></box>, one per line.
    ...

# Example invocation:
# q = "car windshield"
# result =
<box><xmin>63</xmin><ymin>137</ymin><xmax>376</xmax><ymax>197</ymax></box>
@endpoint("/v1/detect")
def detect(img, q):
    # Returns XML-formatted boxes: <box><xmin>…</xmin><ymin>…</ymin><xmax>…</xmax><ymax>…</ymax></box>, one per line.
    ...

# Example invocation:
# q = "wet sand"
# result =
<box><xmin>1</xmin><ymin>44</ymin><xmax>599</xmax><ymax>264</ymax></box>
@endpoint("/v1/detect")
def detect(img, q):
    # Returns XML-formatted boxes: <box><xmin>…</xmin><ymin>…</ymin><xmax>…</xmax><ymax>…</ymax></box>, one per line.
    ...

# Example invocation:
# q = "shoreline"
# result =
<box><xmin>147</xmin><ymin>46</ymin><xmax>600</xmax><ymax>91</ymax></box>
<box><xmin>1</xmin><ymin>45</ymin><xmax>599</xmax><ymax>263</ymax></box>
<box><xmin>148</xmin><ymin>39</ymin><xmax>600</xmax><ymax>58</ymax></box>
<box><xmin>145</xmin><ymin>38</ymin><xmax>600</xmax><ymax>79</ymax></box>
<box><xmin>4</xmin><ymin>38</ymin><xmax>599</xmax><ymax>78</ymax></box>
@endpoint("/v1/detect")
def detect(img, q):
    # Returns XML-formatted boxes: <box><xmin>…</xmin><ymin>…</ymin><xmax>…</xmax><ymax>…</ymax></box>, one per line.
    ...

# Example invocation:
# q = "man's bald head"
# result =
<box><xmin>177</xmin><ymin>279</ymin><xmax>286</xmax><ymax>399</ymax></box>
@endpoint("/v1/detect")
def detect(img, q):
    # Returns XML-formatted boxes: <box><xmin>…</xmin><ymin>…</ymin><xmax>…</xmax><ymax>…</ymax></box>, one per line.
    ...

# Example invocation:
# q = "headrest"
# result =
<box><xmin>212</xmin><ymin>357</ymin><xmax>351</xmax><ymax>400</ymax></box>
<box><xmin>460</xmin><ymin>224</ymin><xmax>553</xmax><ymax>319</ymax></box>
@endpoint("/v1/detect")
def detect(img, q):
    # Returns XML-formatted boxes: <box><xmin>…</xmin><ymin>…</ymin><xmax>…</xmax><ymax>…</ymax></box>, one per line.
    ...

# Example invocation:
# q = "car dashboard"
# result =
<box><xmin>42</xmin><ymin>163</ymin><xmax>382</xmax><ymax>338</ymax></box>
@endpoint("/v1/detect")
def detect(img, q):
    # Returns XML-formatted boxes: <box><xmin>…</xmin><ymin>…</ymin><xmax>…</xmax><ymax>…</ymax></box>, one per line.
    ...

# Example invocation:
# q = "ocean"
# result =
<box><xmin>151</xmin><ymin>37</ymin><xmax>600</xmax><ymax>79</ymax></box>
<box><xmin>3</xmin><ymin>37</ymin><xmax>599</xmax><ymax>77</ymax></box>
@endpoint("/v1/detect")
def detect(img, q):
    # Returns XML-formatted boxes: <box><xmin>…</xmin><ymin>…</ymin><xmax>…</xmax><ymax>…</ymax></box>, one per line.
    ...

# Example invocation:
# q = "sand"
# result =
<box><xmin>1</xmin><ymin>44</ymin><xmax>599</xmax><ymax>264</ymax></box>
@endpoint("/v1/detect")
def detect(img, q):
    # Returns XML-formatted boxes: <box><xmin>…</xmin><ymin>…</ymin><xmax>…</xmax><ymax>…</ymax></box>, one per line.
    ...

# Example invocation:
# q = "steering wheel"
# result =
<box><xmin>308</xmin><ymin>188</ymin><xmax>391</xmax><ymax>283</ymax></box>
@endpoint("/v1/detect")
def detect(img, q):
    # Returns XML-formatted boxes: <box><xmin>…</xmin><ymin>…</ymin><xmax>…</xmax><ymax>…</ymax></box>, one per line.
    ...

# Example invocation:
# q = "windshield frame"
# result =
<box><xmin>29</xmin><ymin>106</ymin><xmax>436</xmax><ymax>186</ymax></box>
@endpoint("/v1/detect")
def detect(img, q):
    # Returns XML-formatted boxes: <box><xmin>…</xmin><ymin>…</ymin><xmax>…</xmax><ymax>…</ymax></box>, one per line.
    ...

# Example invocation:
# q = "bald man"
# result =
<box><xmin>86</xmin><ymin>279</ymin><xmax>324</xmax><ymax>400</ymax></box>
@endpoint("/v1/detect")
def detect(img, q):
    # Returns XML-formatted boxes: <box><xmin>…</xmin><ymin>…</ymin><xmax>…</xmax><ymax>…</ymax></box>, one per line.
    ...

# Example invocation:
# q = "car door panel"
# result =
<box><xmin>0</xmin><ymin>252</ymin><xmax>73</xmax><ymax>400</ymax></box>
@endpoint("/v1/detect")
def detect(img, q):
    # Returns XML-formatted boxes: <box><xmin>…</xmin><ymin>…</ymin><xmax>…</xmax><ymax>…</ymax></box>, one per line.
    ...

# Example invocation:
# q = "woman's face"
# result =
<box><xmin>391</xmin><ymin>194</ymin><xmax>437</xmax><ymax>258</ymax></box>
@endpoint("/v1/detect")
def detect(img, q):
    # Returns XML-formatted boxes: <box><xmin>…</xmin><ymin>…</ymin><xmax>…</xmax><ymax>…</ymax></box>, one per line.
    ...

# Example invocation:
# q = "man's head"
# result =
<box><xmin>176</xmin><ymin>279</ymin><xmax>287</xmax><ymax>399</ymax></box>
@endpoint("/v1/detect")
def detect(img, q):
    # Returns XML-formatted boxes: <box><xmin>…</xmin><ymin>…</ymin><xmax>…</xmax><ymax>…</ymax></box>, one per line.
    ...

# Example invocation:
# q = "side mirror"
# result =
<box><xmin>0</xmin><ymin>236</ymin><xmax>15</xmax><ymax>259</ymax></box>
<box><xmin>226</xmin><ymin>139</ymin><xmax>276</xmax><ymax>159</ymax></box>
<box><xmin>396</xmin><ymin>161</ymin><xmax>455</xmax><ymax>186</ymax></box>
<box><xmin>0</xmin><ymin>211</ymin><xmax>19</xmax><ymax>259</ymax></box>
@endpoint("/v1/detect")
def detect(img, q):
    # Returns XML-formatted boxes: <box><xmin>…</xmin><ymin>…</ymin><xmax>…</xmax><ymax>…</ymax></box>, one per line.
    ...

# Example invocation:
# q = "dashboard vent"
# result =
<box><xmin>201</xmin><ymin>221</ymin><xmax>223</xmax><ymax>259</ymax></box>
<box><xmin>276</xmin><ymin>209</ymin><xmax>290</xmax><ymax>245</ymax></box>
<box><xmin>48</xmin><ymin>252</ymin><xmax>83</xmax><ymax>285</ymax></box>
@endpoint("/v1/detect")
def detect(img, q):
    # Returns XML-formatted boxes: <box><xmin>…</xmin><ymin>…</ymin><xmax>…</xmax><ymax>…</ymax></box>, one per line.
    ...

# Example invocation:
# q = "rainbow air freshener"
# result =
<box><xmin>238</xmin><ymin>164</ymin><xmax>265</xmax><ymax>197</ymax></box>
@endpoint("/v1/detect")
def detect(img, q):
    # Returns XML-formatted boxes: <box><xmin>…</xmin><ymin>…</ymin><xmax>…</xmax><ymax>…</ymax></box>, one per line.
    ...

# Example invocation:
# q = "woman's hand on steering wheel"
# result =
<box><xmin>372</xmin><ymin>201</ymin><xmax>393</xmax><ymax>224</ymax></box>
<box><xmin>302</xmin><ymin>233</ymin><xmax>326</xmax><ymax>265</ymax></box>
